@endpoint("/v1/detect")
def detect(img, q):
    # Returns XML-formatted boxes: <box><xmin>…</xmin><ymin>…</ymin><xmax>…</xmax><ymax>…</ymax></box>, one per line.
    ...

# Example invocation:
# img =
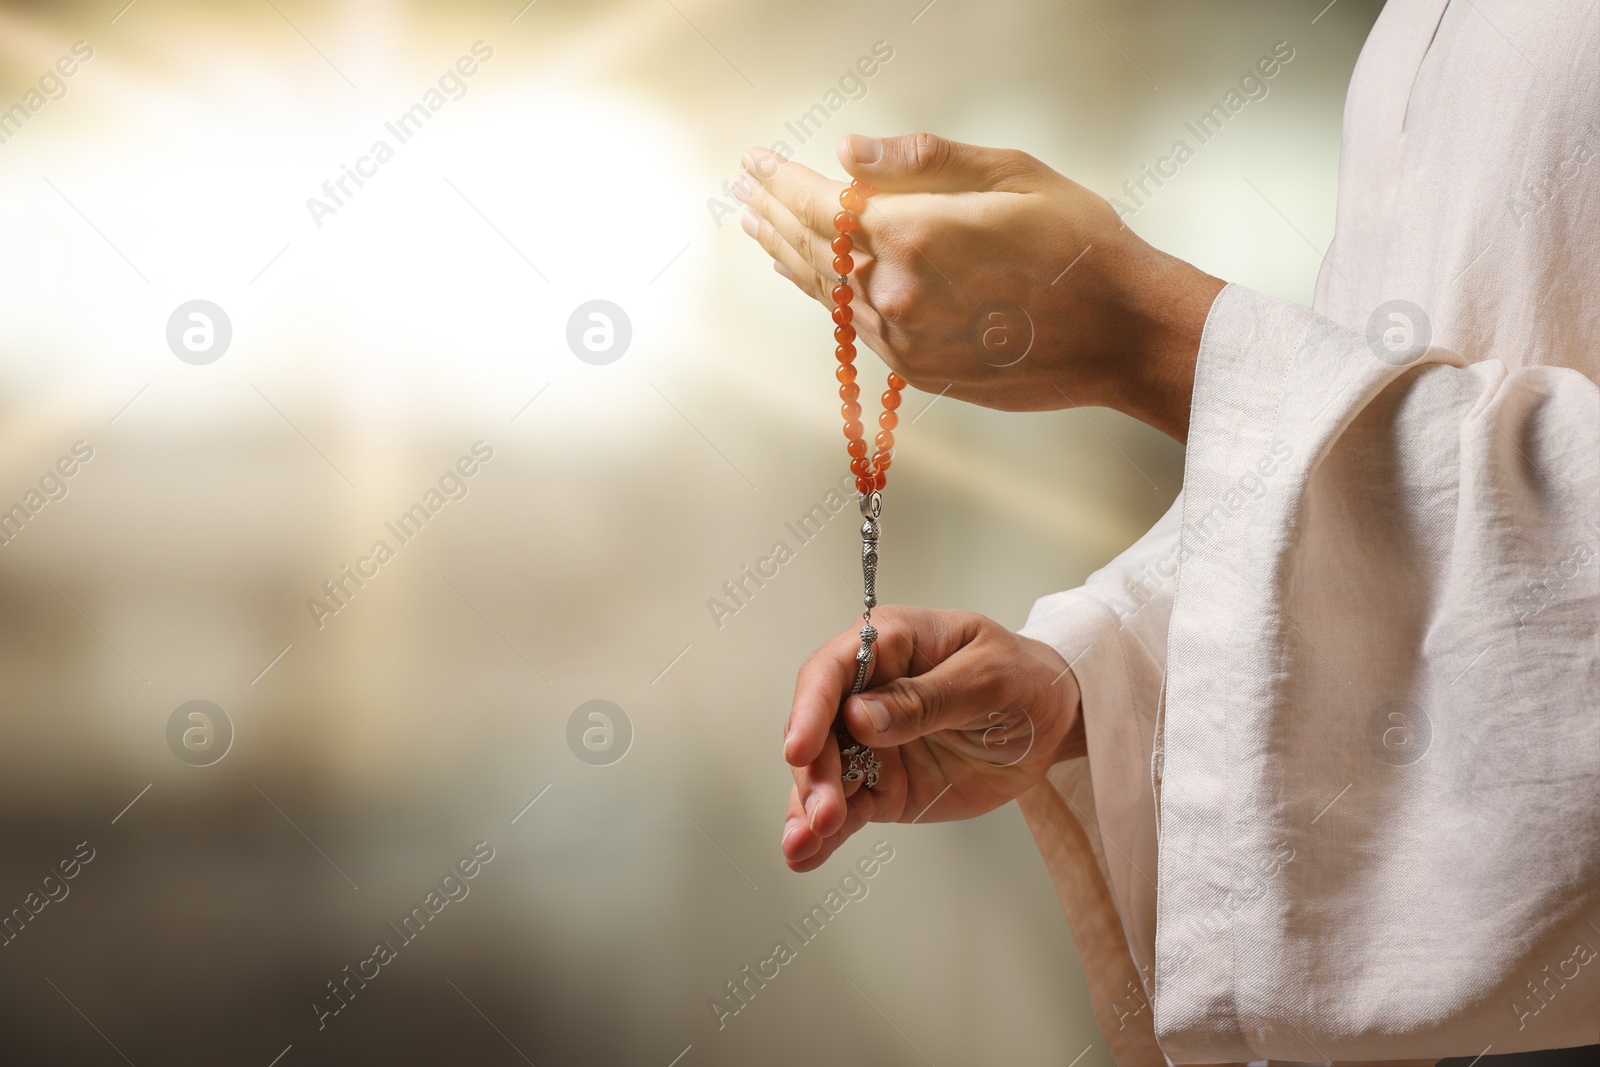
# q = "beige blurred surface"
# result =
<box><xmin>0</xmin><ymin>1</ymin><xmax>1375</xmax><ymax>1063</ymax></box>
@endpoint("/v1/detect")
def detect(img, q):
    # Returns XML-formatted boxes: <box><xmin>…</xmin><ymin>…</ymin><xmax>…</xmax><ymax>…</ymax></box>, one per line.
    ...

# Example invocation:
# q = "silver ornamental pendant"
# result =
<box><xmin>837</xmin><ymin>491</ymin><xmax>883</xmax><ymax>789</ymax></box>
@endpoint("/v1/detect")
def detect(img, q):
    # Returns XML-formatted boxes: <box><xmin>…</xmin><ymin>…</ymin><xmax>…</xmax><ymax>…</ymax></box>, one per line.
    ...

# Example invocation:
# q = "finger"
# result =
<box><xmin>741</xmin><ymin>207</ymin><xmax>827</xmax><ymax>302</ymax></box>
<box><xmin>771</xmin><ymin>260</ymin><xmax>807</xmax><ymax>295</ymax></box>
<box><xmin>782</xmin><ymin>784</ymin><xmax>823</xmax><ymax>864</ymax></box>
<box><xmin>785</xmin><ymin>628</ymin><xmax>865</xmax><ymax>767</ymax></box>
<box><xmin>787</xmin><ymin>606</ymin><xmax>958</xmax><ymax>769</ymax></box>
<box><xmin>794</xmin><ymin>731</ymin><xmax>847</xmax><ymax>838</ymax></box>
<box><xmin>739</xmin><ymin>168</ymin><xmax>846</xmax><ymax>284</ymax></box>
<box><xmin>791</xmin><ymin>763</ymin><xmax>864</xmax><ymax>851</ymax></box>
<box><xmin>742</xmin><ymin>147</ymin><xmax>842</xmax><ymax>242</ymax></box>
<box><xmin>837</xmin><ymin>132</ymin><xmax>1039</xmax><ymax>194</ymax></box>
<box><xmin>840</xmin><ymin>267</ymin><xmax>892</xmax><ymax>357</ymax></box>
<box><xmin>767</xmin><ymin>231</ymin><xmax>887</xmax><ymax>349</ymax></box>
<box><xmin>734</xmin><ymin>156</ymin><xmax>893</xmax><ymax>358</ymax></box>
<box><xmin>741</xmin><ymin>149</ymin><xmax>893</xmax><ymax>285</ymax></box>
<box><xmin>780</xmin><ymin>775</ymin><xmax>863</xmax><ymax>868</ymax></box>
<box><xmin>788</xmin><ymin>780</ymin><xmax>883</xmax><ymax>873</ymax></box>
<box><xmin>743</xmin><ymin>202</ymin><xmax>888</xmax><ymax>344</ymax></box>
<box><xmin>842</xmin><ymin>628</ymin><xmax>1011</xmax><ymax>749</ymax></box>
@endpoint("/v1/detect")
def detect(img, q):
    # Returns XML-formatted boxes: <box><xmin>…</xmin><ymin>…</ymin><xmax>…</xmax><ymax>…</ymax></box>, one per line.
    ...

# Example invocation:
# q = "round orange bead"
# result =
<box><xmin>840</xmin><ymin>187</ymin><xmax>867</xmax><ymax>213</ymax></box>
<box><xmin>820</xmin><ymin>216</ymin><xmax>904</xmax><ymax>494</ymax></box>
<box><xmin>851</xmin><ymin>178</ymin><xmax>879</xmax><ymax>198</ymax></box>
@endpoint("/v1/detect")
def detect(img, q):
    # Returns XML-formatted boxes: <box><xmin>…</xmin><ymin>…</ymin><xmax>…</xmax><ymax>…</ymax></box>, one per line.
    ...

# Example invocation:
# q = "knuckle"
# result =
<box><xmin>874</xmin><ymin>281</ymin><xmax>921</xmax><ymax>327</ymax></box>
<box><xmin>751</xmin><ymin>150</ymin><xmax>785</xmax><ymax>185</ymax></box>
<box><xmin>992</xmin><ymin>149</ymin><xmax>1037</xmax><ymax>182</ymax></box>
<box><xmin>788</xmin><ymin>179</ymin><xmax>815</xmax><ymax>226</ymax></box>
<box><xmin>799</xmin><ymin>647</ymin><xmax>829</xmax><ymax>678</ymax></box>
<box><xmin>913</xmin><ymin>677</ymin><xmax>945</xmax><ymax>725</ymax></box>
<box><xmin>795</xmin><ymin>225</ymin><xmax>822</xmax><ymax>270</ymax></box>
<box><xmin>884</xmin><ymin>684</ymin><xmax>925</xmax><ymax>730</ymax></box>
<box><xmin>959</xmin><ymin>609</ymin><xmax>993</xmax><ymax>635</ymax></box>
<box><xmin>966</xmin><ymin>655</ymin><xmax>1008</xmax><ymax>704</ymax></box>
<box><xmin>754</xmin><ymin>214</ymin><xmax>780</xmax><ymax>253</ymax></box>
<box><xmin>748</xmin><ymin>211</ymin><xmax>774</xmax><ymax>247</ymax></box>
<box><xmin>907</xmin><ymin>132</ymin><xmax>946</xmax><ymax>174</ymax></box>
<box><xmin>892</xmin><ymin>221</ymin><xmax>934</xmax><ymax>265</ymax></box>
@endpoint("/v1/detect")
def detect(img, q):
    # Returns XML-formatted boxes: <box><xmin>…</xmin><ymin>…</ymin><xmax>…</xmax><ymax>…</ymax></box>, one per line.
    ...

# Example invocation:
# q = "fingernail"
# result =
<box><xmin>740</xmin><ymin>209</ymin><xmax>759</xmax><ymax>237</ymax></box>
<box><xmin>784</xmin><ymin>818</ymin><xmax>802</xmax><ymax>847</ymax></box>
<box><xmin>773</xmin><ymin>261</ymin><xmax>795</xmax><ymax>281</ymax></box>
<box><xmin>846</xmin><ymin>134</ymin><xmax>882</xmax><ymax>165</ymax></box>
<box><xmin>732</xmin><ymin>175</ymin><xmax>752</xmax><ymax>203</ymax></box>
<box><xmin>804</xmin><ymin>794</ymin><xmax>820</xmax><ymax>830</ymax></box>
<box><xmin>746</xmin><ymin>145</ymin><xmax>783</xmax><ymax>179</ymax></box>
<box><xmin>856</xmin><ymin>696</ymin><xmax>891</xmax><ymax>733</ymax></box>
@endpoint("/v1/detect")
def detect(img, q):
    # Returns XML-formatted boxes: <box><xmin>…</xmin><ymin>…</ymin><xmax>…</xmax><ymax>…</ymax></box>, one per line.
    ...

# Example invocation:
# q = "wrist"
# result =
<box><xmin>1103</xmin><ymin>247</ymin><xmax>1225</xmax><ymax>443</ymax></box>
<box><xmin>1020</xmin><ymin>633</ymin><xmax>1087</xmax><ymax>765</ymax></box>
<box><xmin>1052</xmin><ymin>680</ymin><xmax>1087</xmax><ymax>765</ymax></box>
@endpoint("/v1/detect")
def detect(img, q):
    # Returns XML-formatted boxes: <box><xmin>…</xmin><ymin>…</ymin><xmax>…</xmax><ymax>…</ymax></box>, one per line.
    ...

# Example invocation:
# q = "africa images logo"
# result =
<box><xmin>305</xmin><ymin>42</ymin><xmax>495</xmax><ymax>229</ymax></box>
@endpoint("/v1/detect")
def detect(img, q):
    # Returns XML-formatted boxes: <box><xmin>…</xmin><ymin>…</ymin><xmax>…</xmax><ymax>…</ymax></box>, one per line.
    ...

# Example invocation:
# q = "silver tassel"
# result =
<box><xmin>838</xmin><ymin>492</ymin><xmax>883</xmax><ymax>787</ymax></box>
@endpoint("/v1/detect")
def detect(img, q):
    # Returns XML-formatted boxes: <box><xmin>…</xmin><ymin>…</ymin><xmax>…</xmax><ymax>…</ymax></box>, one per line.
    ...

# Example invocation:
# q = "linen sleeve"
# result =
<box><xmin>1153</xmin><ymin>284</ymin><xmax>1600</xmax><ymax>1063</ymax></box>
<box><xmin>1016</xmin><ymin>492</ymin><xmax>1181</xmax><ymax>990</ymax></box>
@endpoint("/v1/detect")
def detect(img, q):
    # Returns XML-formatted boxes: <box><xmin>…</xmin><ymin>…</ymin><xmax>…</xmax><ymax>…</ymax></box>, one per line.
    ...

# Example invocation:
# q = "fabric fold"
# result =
<box><xmin>1154</xmin><ymin>284</ymin><xmax>1600</xmax><ymax>1063</ymax></box>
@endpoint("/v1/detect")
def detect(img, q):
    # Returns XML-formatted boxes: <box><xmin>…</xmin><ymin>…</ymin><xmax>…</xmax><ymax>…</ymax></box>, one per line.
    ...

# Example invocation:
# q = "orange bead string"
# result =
<box><xmin>833</xmin><ymin>179</ymin><xmax>902</xmax><ymax>495</ymax></box>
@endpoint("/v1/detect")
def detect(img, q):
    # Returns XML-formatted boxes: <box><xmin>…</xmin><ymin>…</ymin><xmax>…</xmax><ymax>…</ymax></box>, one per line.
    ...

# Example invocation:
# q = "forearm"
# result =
<box><xmin>1087</xmin><ymin>240</ymin><xmax>1225</xmax><ymax>444</ymax></box>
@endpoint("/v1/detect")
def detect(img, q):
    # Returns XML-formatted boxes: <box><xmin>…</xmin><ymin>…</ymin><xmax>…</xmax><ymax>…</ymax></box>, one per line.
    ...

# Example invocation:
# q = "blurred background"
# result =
<box><xmin>0</xmin><ymin>1</ymin><xmax>1377</xmax><ymax>1063</ymax></box>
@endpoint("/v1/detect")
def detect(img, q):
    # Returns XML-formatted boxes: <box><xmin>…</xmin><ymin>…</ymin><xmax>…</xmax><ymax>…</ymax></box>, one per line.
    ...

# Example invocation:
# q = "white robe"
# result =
<box><xmin>1018</xmin><ymin>1</ymin><xmax>1600</xmax><ymax>1062</ymax></box>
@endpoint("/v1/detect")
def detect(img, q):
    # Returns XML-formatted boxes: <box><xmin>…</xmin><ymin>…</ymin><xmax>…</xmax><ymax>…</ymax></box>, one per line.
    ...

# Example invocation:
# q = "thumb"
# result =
<box><xmin>837</xmin><ymin>132</ymin><xmax>1037</xmax><ymax>193</ymax></box>
<box><xmin>843</xmin><ymin>649</ymin><xmax>997</xmax><ymax>748</ymax></box>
